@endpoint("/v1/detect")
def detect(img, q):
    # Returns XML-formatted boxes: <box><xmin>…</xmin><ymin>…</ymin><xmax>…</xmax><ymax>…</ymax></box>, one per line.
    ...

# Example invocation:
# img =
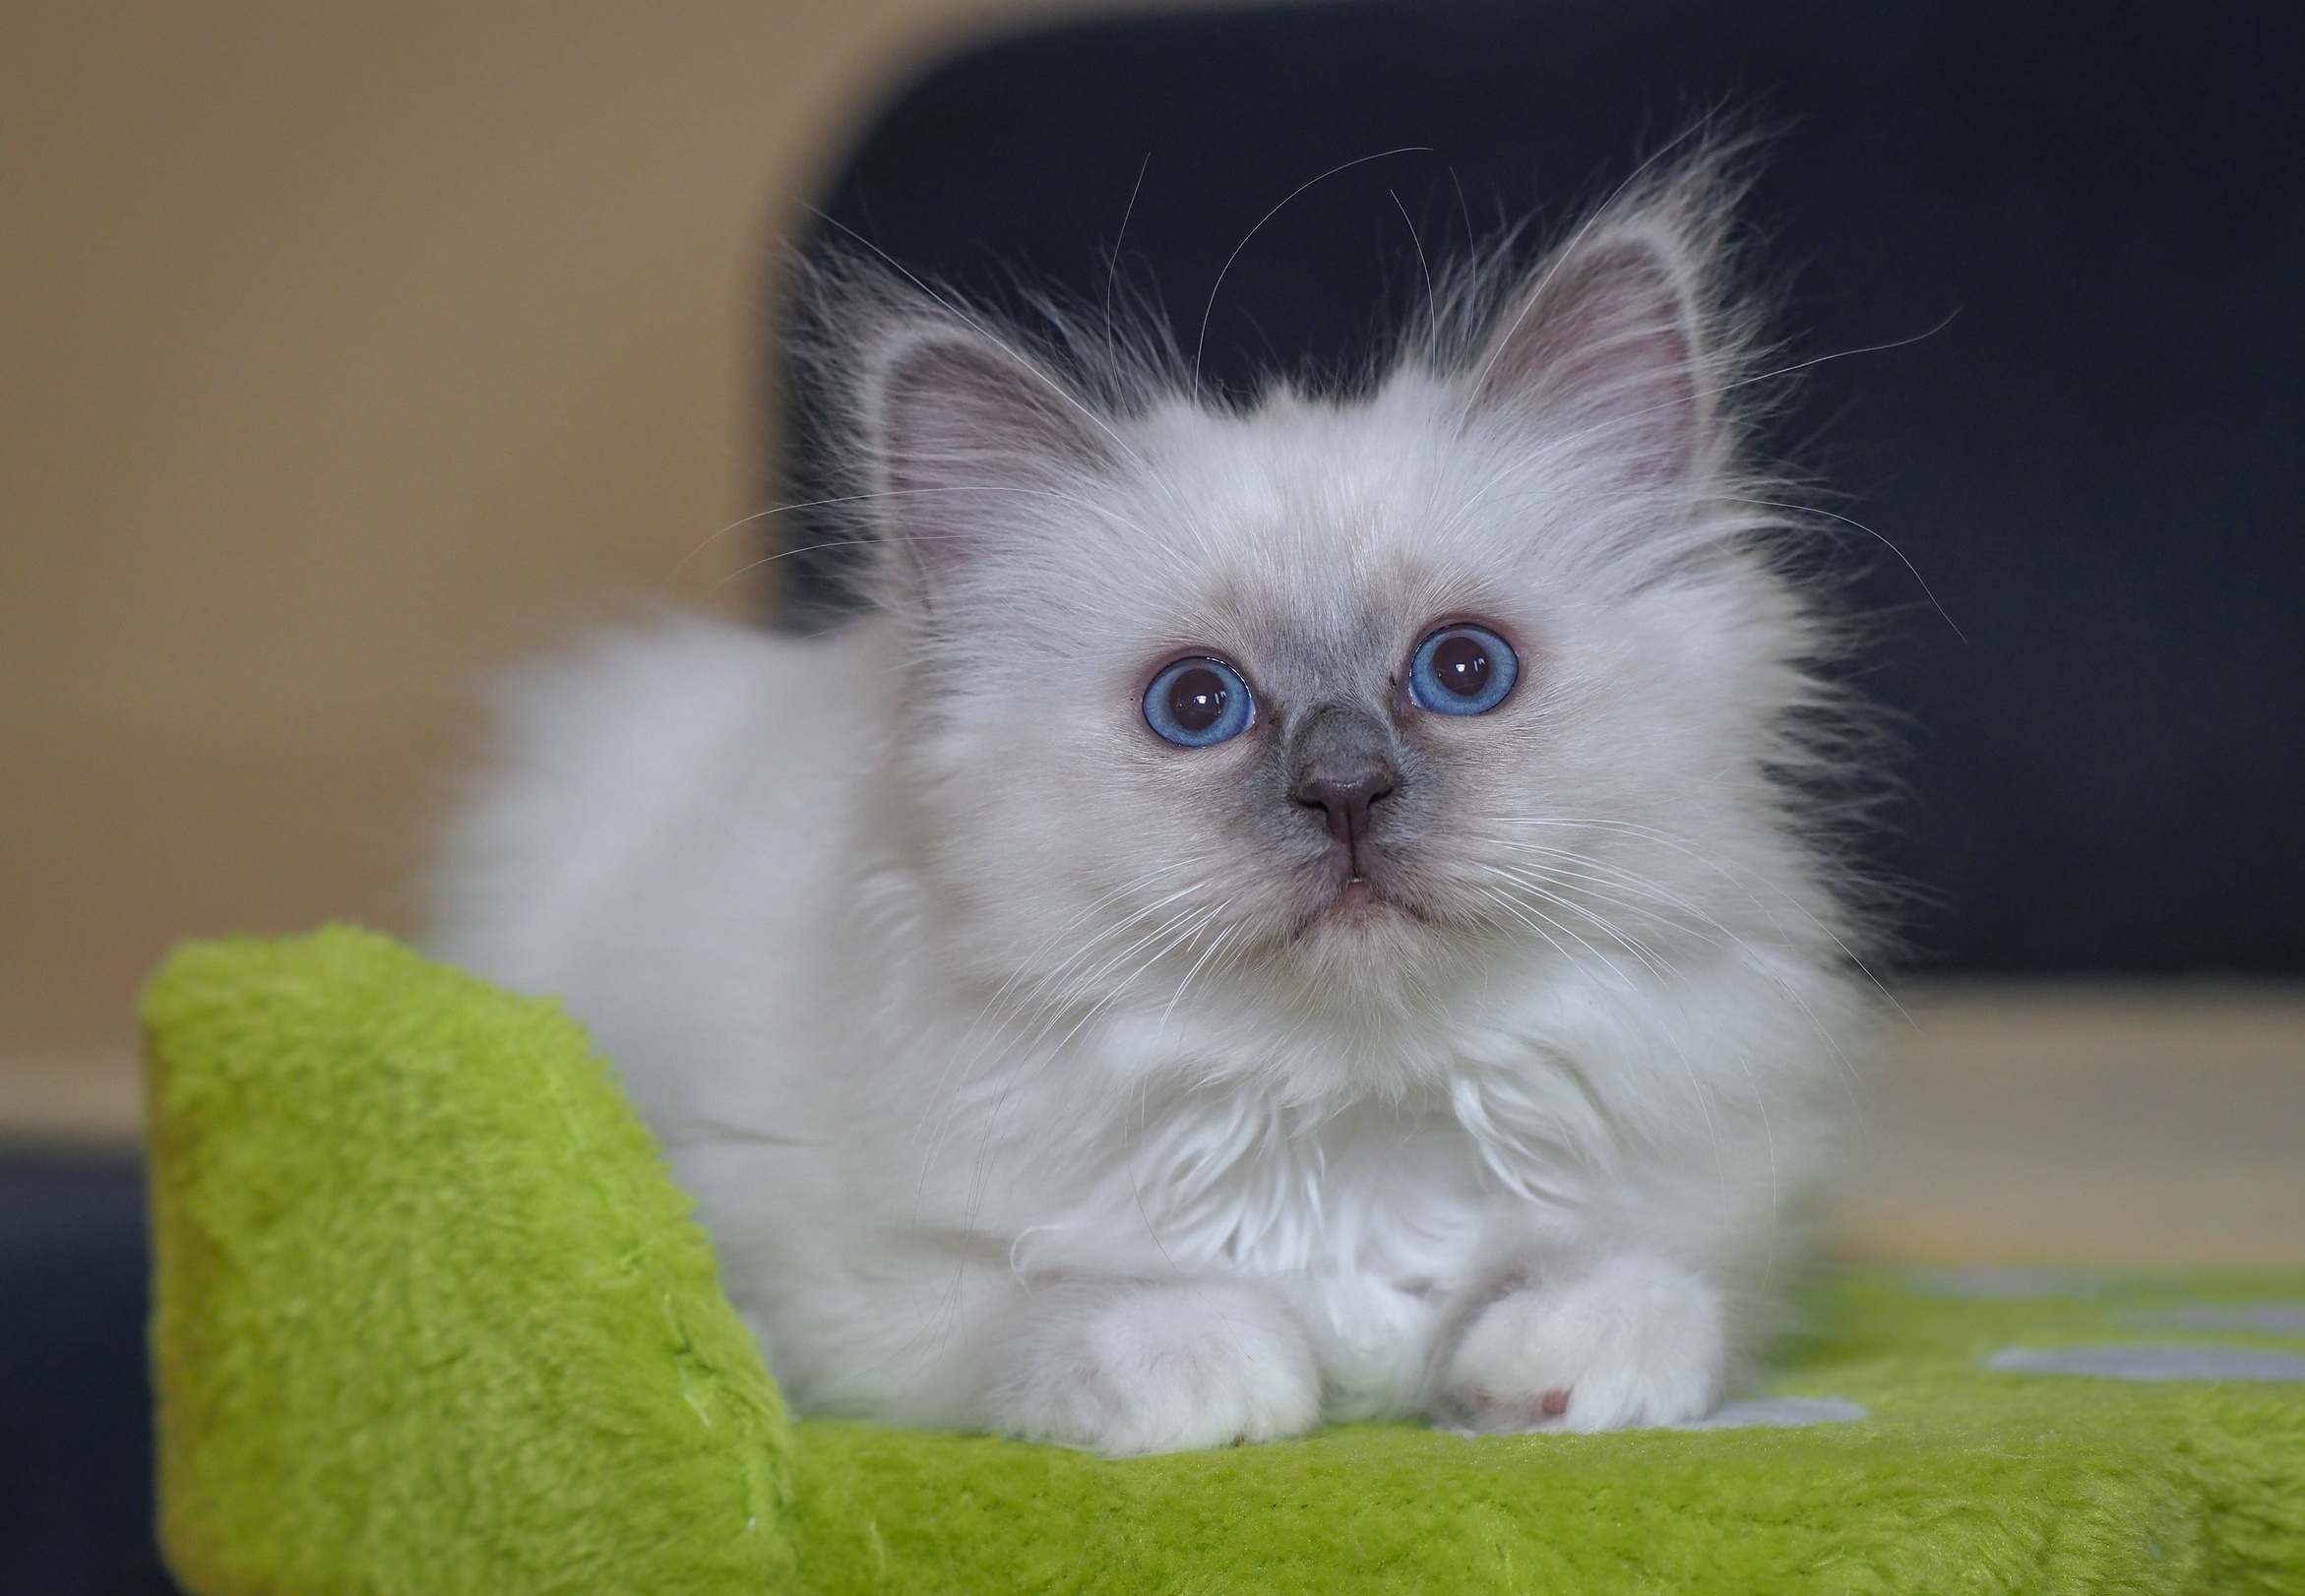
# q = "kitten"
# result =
<box><xmin>429</xmin><ymin>151</ymin><xmax>1876</xmax><ymax>1456</ymax></box>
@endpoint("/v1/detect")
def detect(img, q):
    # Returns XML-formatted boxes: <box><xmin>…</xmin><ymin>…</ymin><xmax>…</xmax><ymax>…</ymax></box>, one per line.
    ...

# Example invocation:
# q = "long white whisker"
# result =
<box><xmin>1489</xmin><ymin>815</ymin><xmax>1898</xmax><ymax>1013</ymax></box>
<box><xmin>1484</xmin><ymin>865</ymin><xmax>1679</xmax><ymax>981</ymax></box>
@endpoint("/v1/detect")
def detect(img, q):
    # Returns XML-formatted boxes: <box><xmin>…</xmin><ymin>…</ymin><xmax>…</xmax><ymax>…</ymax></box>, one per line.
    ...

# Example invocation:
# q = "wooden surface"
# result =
<box><xmin>1834</xmin><ymin>983</ymin><xmax>2305</xmax><ymax>1267</ymax></box>
<box><xmin>10</xmin><ymin>984</ymin><xmax>2300</xmax><ymax>1265</ymax></box>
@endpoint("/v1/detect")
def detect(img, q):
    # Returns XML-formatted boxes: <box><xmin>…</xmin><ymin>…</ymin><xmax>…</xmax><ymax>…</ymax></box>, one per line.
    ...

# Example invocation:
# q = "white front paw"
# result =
<box><xmin>990</xmin><ymin>1279</ymin><xmax>1322</xmax><ymax>1456</ymax></box>
<box><xmin>1436</xmin><ymin>1256</ymin><xmax>1725</xmax><ymax>1433</ymax></box>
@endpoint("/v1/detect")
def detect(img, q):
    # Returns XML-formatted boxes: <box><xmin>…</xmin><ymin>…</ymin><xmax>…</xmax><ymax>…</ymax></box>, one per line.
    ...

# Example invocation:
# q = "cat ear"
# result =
<box><xmin>867</xmin><ymin>326</ymin><xmax>1112</xmax><ymax>586</ymax></box>
<box><xmin>1467</xmin><ymin>218</ymin><xmax>1711</xmax><ymax>484</ymax></box>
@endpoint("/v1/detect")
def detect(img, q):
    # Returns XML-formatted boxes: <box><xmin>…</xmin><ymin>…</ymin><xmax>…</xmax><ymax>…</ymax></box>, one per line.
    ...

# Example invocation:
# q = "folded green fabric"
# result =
<box><xmin>144</xmin><ymin>927</ymin><xmax>792</xmax><ymax>1596</ymax></box>
<box><xmin>142</xmin><ymin>928</ymin><xmax>2305</xmax><ymax>1594</ymax></box>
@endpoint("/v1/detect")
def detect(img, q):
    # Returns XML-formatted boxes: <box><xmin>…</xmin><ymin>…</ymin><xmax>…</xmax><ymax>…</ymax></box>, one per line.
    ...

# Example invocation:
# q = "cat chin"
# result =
<box><xmin>1269</xmin><ymin>881</ymin><xmax>1451</xmax><ymax>992</ymax></box>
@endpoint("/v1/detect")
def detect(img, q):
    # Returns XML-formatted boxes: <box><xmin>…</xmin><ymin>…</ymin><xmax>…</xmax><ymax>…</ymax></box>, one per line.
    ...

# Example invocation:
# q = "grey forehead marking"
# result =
<box><xmin>1986</xmin><ymin>1343</ymin><xmax>2305</xmax><ymax>1381</ymax></box>
<box><xmin>1236</xmin><ymin>607</ymin><xmax>1407</xmax><ymax>726</ymax></box>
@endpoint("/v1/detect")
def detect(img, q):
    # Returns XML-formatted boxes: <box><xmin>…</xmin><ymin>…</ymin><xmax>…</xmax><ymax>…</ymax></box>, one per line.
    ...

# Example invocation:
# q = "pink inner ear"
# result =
<box><xmin>880</xmin><ymin>337</ymin><xmax>1109</xmax><ymax>581</ymax></box>
<box><xmin>1472</xmin><ymin>238</ymin><xmax>1702</xmax><ymax>484</ymax></box>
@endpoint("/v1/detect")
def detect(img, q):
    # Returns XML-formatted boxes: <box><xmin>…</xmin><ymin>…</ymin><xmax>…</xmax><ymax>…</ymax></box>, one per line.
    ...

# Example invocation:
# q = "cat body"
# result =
<box><xmin>431</xmin><ymin>157</ymin><xmax>1875</xmax><ymax>1454</ymax></box>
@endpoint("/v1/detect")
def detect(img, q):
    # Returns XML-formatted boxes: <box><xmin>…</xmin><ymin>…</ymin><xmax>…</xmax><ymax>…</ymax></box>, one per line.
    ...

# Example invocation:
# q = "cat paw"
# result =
<box><xmin>1435</xmin><ymin>1255</ymin><xmax>1725</xmax><ymax>1433</ymax></box>
<box><xmin>990</xmin><ymin>1279</ymin><xmax>1322</xmax><ymax>1456</ymax></box>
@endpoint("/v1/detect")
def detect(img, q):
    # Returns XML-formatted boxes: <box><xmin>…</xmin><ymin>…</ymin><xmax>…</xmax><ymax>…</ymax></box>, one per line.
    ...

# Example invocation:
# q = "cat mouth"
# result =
<box><xmin>1284</xmin><ymin>864</ymin><xmax>1428</xmax><ymax>941</ymax></box>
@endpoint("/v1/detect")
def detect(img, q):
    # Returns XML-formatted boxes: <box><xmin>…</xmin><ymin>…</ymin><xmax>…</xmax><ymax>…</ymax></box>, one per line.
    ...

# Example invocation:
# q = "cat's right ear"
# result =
<box><xmin>1460</xmin><ymin>194</ymin><xmax>1723</xmax><ymax>488</ymax></box>
<box><xmin>863</xmin><ymin>325</ymin><xmax>1114</xmax><ymax>592</ymax></box>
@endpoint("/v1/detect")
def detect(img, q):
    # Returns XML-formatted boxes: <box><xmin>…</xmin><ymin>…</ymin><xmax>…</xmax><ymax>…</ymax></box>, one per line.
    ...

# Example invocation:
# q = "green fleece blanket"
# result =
<box><xmin>140</xmin><ymin>928</ymin><xmax>2305</xmax><ymax>1594</ymax></box>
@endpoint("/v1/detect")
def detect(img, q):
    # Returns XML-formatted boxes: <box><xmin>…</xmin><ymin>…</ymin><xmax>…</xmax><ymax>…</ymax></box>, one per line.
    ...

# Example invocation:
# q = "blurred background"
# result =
<box><xmin>3</xmin><ymin>0</ymin><xmax>2300</xmax><ymax>1588</ymax></box>
<box><xmin>2</xmin><ymin>0</ymin><xmax>1128</xmax><ymax>1132</ymax></box>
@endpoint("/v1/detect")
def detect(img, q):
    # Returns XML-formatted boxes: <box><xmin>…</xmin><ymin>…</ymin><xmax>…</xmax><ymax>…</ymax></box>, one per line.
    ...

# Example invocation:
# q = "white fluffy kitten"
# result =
<box><xmin>430</xmin><ymin>155</ymin><xmax>1874</xmax><ymax>1456</ymax></box>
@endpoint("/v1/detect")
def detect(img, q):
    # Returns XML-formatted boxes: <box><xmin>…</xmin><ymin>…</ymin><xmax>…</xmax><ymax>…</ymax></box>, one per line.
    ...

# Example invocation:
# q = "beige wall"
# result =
<box><xmin>0</xmin><ymin>0</ymin><xmax>1152</xmax><ymax>1059</ymax></box>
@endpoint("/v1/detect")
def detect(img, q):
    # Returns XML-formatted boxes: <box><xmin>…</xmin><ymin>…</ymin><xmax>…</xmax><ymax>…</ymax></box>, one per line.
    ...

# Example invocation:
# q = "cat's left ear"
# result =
<box><xmin>863</xmin><ymin>322</ymin><xmax>1114</xmax><ymax>592</ymax></box>
<box><xmin>1465</xmin><ymin>213</ymin><xmax>1713</xmax><ymax>485</ymax></box>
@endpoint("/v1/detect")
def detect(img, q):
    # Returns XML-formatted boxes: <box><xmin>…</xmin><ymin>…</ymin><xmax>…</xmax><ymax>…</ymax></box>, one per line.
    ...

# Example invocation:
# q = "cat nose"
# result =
<box><xmin>1290</xmin><ymin>759</ymin><xmax>1398</xmax><ymax>844</ymax></box>
<box><xmin>1286</xmin><ymin>706</ymin><xmax>1401</xmax><ymax>846</ymax></box>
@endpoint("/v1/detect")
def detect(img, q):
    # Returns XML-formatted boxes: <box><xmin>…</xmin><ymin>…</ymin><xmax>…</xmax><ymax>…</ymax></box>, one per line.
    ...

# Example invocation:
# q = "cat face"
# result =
<box><xmin>835</xmin><ymin>179</ymin><xmax>1827</xmax><ymax>1024</ymax></box>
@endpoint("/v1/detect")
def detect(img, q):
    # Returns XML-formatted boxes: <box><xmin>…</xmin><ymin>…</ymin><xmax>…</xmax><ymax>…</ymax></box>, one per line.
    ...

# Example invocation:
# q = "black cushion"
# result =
<box><xmin>771</xmin><ymin>0</ymin><xmax>2305</xmax><ymax>975</ymax></box>
<box><xmin>0</xmin><ymin>1153</ymin><xmax>176</xmax><ymax>1594</ymax></box>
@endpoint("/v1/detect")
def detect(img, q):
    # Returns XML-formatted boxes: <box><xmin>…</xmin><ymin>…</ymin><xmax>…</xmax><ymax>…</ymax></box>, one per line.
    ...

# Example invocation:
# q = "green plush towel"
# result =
<box><xmin>143</xmin><ymin>928</ymin><xmax>2305</xmax><ymax>1594</ymax></box>
<box><xmin>144</xmin><ymin>928</ymin><xmax>791</xmax><ymax>1595</ymax></box>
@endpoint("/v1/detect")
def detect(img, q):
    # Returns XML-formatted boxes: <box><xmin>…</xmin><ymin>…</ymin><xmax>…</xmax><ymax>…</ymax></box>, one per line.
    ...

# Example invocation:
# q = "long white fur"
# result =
<box><xmin>429</xmin><ymin>152</ymin><xmax>1877</xmax><ymax>1454</ymax></box>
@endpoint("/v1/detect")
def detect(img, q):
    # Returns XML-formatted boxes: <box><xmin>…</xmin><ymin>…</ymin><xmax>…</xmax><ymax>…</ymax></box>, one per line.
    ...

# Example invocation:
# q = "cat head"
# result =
<box><xmin>797</xmin><ymin>154</ymin><xmax>1852</xmax><ymax>1040</ymax></box>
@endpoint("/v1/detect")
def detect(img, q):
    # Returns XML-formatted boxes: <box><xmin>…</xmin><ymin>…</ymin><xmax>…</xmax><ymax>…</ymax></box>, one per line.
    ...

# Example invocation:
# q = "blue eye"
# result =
<box><xmin>1144</xmin><ymin>656</ymin><xmax>1254</xmax><ymax>747</ymax></box>
<box><xmin>1407</xmin><ymin>624</ymin><xmax>1518</xmax><ymax>715</ymax></box>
